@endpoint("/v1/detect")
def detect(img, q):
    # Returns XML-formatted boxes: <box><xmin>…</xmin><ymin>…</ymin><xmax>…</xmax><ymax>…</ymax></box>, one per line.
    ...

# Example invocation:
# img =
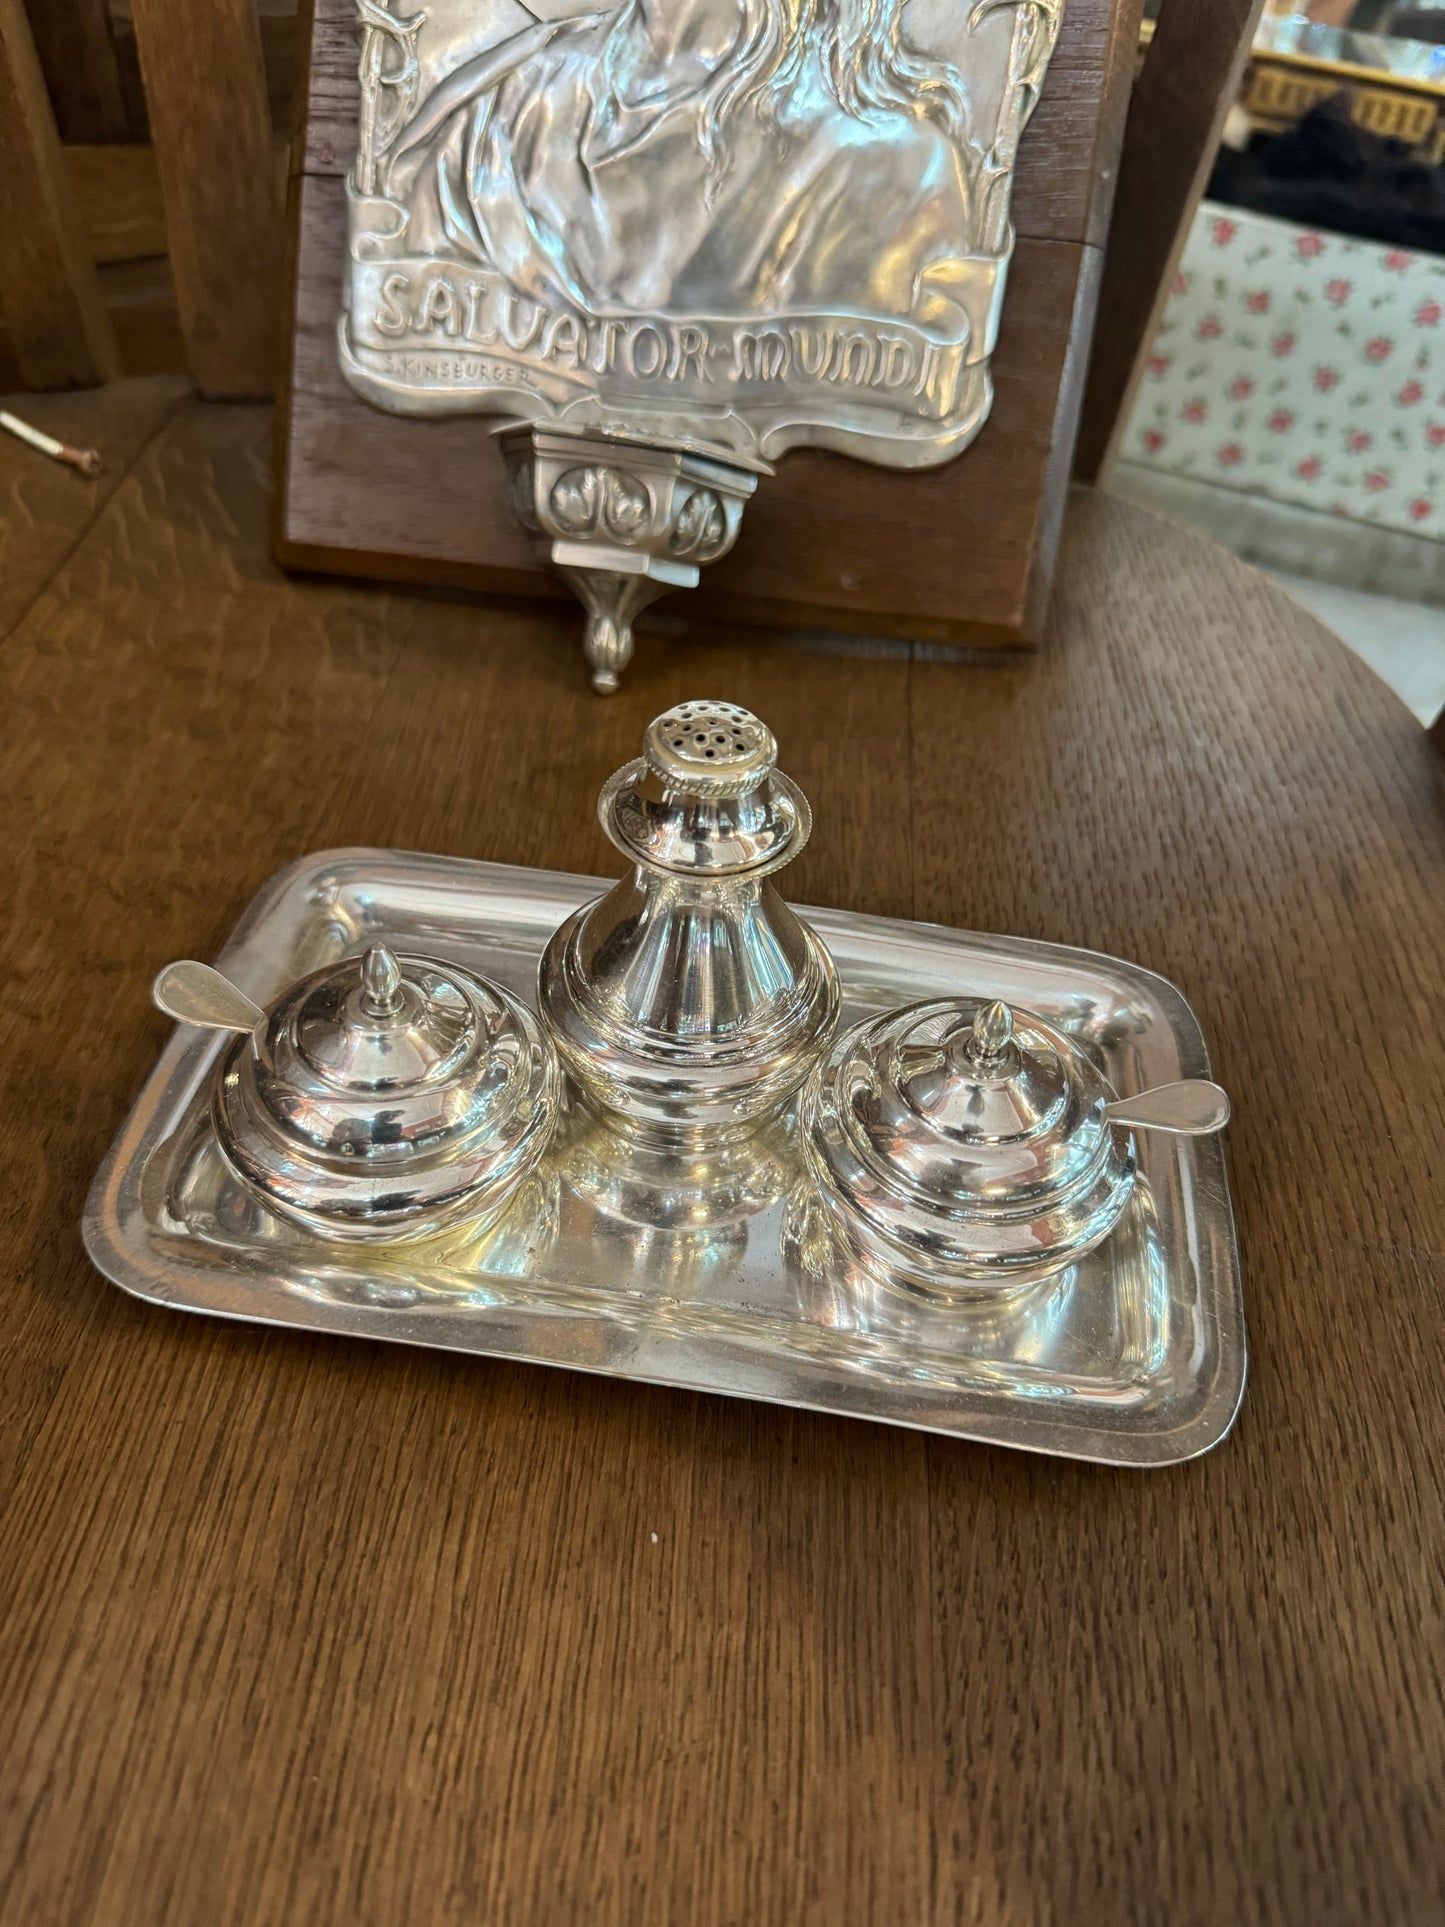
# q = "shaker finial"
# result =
<box><xmin>359</xmin><ymin>943</ymin><xmax>405</xmax><ymax>1019</ymax></box>
<box><xmin>596</xmin><ymin>696</ymin><xmax>812</xmax><ymax>879</ymax></box>
<box><xmin>642</xmin><ymin>700</ymin><xmax>777</xmax><ymax>800</ymax></box>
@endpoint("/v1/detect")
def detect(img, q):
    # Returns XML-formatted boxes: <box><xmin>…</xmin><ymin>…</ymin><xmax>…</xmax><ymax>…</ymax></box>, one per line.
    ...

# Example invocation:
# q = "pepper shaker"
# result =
<box><xmin>539</xmin><ymin>700</ymin><xmax>839</xmax><ymax>1141</ymax></box>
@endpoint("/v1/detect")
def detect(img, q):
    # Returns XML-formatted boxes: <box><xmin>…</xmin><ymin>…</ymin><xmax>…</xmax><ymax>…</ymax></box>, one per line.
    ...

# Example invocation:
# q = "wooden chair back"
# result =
<box><xmin>0</xmin><ymin>0</ymin><xmax>281</xmax><ymax>397</ymax></box>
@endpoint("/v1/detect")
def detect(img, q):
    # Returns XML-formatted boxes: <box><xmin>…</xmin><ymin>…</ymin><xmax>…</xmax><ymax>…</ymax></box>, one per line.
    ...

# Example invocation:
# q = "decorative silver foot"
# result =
<box><xmin>500</xmin><ymin>426</ymin><xmax>759</xmax><ymax>694</ymax></box>
<box><xmin>566</xmin><ymin>570</ymin><xmax>671</xmax><ymax>696</ymax></box>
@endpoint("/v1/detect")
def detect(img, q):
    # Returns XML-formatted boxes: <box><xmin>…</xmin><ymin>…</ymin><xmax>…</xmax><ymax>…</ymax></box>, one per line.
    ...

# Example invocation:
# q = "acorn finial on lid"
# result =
<box><xmin>965</xmin><ymin>999</ymin><xmax>1014</xmax><ymax>1069</ymax></box>
<box><xmin>359</xmin><ymin>943</ymin><xmax>404</xmax><ymax>1019</ymax></box>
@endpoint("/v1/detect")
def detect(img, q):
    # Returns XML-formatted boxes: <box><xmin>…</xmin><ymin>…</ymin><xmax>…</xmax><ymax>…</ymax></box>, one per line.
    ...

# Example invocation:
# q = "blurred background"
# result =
<box><xmin>1115</xmin><ymin>0</ymin><xmax>1445</xmax><ymax>723</ymax></box>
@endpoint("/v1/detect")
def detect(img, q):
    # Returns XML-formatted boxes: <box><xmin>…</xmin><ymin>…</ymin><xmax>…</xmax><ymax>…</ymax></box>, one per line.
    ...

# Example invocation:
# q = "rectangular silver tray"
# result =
<box><xmin>85</xmin><ymin>850</ymin><xmax>1245</xmax><ymax>1466</ymax></box>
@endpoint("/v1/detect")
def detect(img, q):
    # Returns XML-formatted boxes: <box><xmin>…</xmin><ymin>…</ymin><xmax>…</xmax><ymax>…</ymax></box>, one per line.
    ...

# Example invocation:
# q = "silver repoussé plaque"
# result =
<box><xmin>339</xmin><ymin>0</ymin><xmax>1063</xmax><ymax>687</ymax></box>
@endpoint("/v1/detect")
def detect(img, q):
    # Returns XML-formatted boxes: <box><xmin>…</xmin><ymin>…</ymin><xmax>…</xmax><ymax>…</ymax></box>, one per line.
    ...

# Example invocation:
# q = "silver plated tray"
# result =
<box><xmin>84</xmin><ymin>850</ymin><xmax>1246</xmax><ymax>1465</ymax></box>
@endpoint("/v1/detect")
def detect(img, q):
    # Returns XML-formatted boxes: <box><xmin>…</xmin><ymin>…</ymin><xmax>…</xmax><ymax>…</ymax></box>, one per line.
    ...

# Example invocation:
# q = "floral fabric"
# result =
<box><xmin>1122</xmin><ymin>200</ymin><xmax>1445</xmax><ymax>538</ymax></box>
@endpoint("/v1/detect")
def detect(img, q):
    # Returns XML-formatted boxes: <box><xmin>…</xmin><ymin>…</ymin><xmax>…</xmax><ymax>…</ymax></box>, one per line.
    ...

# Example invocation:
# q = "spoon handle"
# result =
<box><xmin>153</xmin><ymin>960</ymin><xmax>265</xmax><ymax>1034</ymax></box>
<box><xmin>1103</xmin><ymin>1079</ymin><xmax>1230</xmax><ymax>1136</ymax></box>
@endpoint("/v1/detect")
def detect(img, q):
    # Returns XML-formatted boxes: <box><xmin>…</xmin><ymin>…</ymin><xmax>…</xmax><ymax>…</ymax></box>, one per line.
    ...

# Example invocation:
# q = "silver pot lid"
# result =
<box><xmin>597</xmin><ymin>699</ymin><xmax>811</xmax><ymax>878</ymax></box>
<box><xmin>214</xmin><ymin>943</ymin><xmax>560</xmax><ymax>1239</ymax></box>
<box><xmin>801</xmin><ymin>997</ymin><xmax>1136</xmax><ymax>1291</ymax></box>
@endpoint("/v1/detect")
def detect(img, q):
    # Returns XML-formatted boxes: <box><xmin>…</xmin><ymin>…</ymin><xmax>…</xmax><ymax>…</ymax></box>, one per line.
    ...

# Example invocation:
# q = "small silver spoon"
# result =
<box><xmin>1102</xmin><ymin>1080</ymin><xmax>1230</xmax><ymax>1136</ymax></box>
<box><xmin>153</xmin><ymin>960</ymin><xmax>265</xmax><ymax>1034</ymax></box>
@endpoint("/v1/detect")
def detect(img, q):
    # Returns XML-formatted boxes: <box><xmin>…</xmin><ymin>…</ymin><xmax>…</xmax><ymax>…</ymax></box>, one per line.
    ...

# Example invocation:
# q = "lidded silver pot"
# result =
<box><xmin>539</xmin><ymin>700</ymin><xmax>839</xmax><ymax>1141</ymax></box>
<box><xmin>801</xmin><ymin>996</ymin><xmax>1230</xmax><ymax>1297</ymax></box>
<box><xmin>153</xmin><ymin>944</ymin><xmax>561</xmax><ymax>1242</ymax></box>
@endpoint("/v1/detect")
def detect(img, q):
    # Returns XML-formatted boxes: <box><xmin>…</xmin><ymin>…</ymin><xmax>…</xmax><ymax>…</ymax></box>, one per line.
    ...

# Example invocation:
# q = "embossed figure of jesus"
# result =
<box><xmin>342</xmin><ymin>0</ymin><xmax>1062</xmax><ymax>687</ymax></box>
<box><xmin>387</xmin><ymin>0</ymin><xmax>974</xmax><ymax>330</ymax></box>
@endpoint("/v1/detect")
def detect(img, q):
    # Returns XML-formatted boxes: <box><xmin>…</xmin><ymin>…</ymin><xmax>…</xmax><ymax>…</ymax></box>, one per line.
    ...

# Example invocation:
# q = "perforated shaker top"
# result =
<box><xmin>599</xmin><ymin>698</ymin><xmax>811</xmax><ymax>876</ymax></box>
<box><xmin>642</xmin><ymin>701</ymin><xmax>778</xmax><ymax>800</ymax></box>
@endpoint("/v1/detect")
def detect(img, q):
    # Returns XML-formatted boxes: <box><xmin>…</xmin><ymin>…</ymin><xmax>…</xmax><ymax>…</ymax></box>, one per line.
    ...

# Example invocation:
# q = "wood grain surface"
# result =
<box><xmin>0</xmin><ymin>374</ymin><xmax>188</xmax><ymax>634</ymax></box>
<box><xmin>21</xmin><ymin>0</ymin><xmax>131</xmax><ymax>145</ymax></box>
<box><xmin>130</xmin><ymin>0</ymin><xmax>282</xmax><ymax>398</ymax></box>
<box><xmin>64</xmin><ymin>144</ymin><xmax>169</xmax><ymax>266</ymax></box>
<box><xmin>276</xmin><ymin>0</ymin><xmax>1139</xmax><ymax>646</ymax></box>
<box><xmin>0</xmin><ymin>0</ymin><xmax>122</xmax><ymax>391</ymax></box>
<box><xmin>22</xmin><ymin>0</ymin><xmax>130</xmax><ymax>144</ymax></box>
<box><xmin>2</xmin><ymin>390</ymin><xmax>1442</xmax><ymax>1927</ymax></box>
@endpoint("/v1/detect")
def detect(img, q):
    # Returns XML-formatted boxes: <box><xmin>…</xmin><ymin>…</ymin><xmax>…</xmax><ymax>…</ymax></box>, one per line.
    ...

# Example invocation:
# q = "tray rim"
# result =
<box><xmin>83</xmin><ymin>846</ymin><xmax>1247</xmax><ymax>1468</ymax></box>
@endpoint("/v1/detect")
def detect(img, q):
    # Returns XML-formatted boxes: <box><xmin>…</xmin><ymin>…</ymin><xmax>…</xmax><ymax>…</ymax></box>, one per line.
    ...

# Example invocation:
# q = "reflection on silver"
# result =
<box><xmin>782</xmin><ymin>1170</ymin><xmax>1074</xmax><ymax>1338</ymax></box>
<box><xmin>164</xmin><ymin>941</ymin><xmax>562</xmax><ymax>1243</ymax></box>
<box><xmin>340</xmin><ymin>0</ymin><xmax>1064</xmax><ymax>685</ymax></box>
<box><xmin>539</xmin><ymin>701</ymin><xmax>840</xmax><ymax>1140</ymax></box>
<box><xmin>88</xmin><ymin>850</ymin><xmax>1246</xmax><ymax>1466</ymax></box>
<box><xmin>550</xmin><ymin>1103</ymin><xmax>792</xmax><ymax>1281</ymax></box>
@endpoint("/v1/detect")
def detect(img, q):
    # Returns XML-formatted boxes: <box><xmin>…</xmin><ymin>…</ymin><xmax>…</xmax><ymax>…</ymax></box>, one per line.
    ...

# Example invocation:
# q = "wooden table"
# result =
<box><xmin>2</xmin><ymin>386</ymin><xmax>1440</xmax><ymax>1927</ymax></box>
